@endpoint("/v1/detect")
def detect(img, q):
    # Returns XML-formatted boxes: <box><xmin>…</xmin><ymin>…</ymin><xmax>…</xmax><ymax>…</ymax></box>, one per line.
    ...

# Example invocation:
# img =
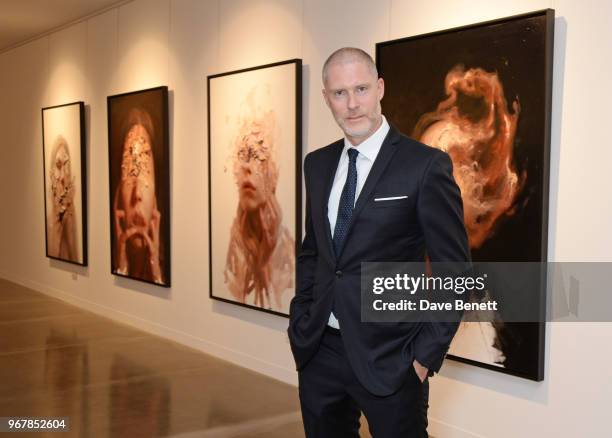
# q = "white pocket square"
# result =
<box><xmin>374</xmin><ymin>195</ymin><xmax>408</xmax><ymax>202</ymax></box>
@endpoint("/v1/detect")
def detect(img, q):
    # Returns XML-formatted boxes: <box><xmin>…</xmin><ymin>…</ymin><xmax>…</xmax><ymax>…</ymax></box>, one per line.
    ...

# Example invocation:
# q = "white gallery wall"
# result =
<box><xmin>0</xmin><ymin>0</ymin><xmax>610</xmax><ymax>436</ymax></box>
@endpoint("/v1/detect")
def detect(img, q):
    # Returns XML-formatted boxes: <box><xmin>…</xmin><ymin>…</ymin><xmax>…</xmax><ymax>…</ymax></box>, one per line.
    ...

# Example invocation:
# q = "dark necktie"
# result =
<box><xmin>332</xmin><ymin>148</ymin><xmax>359</xmax><ymax>257</ymax></box>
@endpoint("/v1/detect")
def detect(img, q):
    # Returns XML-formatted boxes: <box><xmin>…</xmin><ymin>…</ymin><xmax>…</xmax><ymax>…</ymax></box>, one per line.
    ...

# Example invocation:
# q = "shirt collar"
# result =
<box><xmin>343</xmin><ymin>115</ymin><xmax>390</xmax><ymax>162</ymax></box>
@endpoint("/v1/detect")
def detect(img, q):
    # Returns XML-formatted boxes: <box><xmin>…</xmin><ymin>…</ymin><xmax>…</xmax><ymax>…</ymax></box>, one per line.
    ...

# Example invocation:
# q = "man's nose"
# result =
<box><xmin>347</xmin><ymin>92</ymin><xmax>358</xmax><ymax>110</ymax></box>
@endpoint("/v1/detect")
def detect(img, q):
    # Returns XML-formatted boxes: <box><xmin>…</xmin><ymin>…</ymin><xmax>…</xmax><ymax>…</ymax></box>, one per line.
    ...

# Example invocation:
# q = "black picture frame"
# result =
<box><xmin>41</xmin><ymin>101</ymin><xmax>88</xmax><ymax>266</ymax></box>
<box><xmin>376</xmin><ymin>9</ymin><xmax>554</xmax><ymax>381</ymax></box>
<box><xmin>107</xmin><ymin>86</ymin><xmax>171</xmax><ymax>287</ymax></box>
<box><xmin>207</xmin><ymin>59</ymin><xmax>303</xmax><ymax>317</ymax></box>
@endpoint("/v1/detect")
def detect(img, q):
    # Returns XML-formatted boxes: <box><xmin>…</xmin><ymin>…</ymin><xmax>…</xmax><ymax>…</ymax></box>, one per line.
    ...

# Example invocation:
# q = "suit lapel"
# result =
<box><xmin>335</xmin><ymin>127</ymin><xmax>401</xmax><ymax>258</ymax></box>
<box><xmin>319</xmin><ymin>140</ymin><xmax>344</xmax><ymax>263</ymax></box>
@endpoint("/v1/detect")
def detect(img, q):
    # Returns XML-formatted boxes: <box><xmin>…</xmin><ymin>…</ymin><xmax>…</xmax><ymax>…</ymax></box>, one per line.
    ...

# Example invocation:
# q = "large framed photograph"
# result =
<box><xmin>207</xmin><ymin>59</ymin><xmax>302</xmax><ymax>316</ymax></box>
<box><xmin>42</xmin><ymin>101</ymin><xmax>87</xmax><ymax>266</ymax></box>
<box><xmin>107</xmin><ymin>86</ymin><xmax>170</xmax><ymax>287</ymax></box>
<box><xmin>376</xmin><ymin>9</ymin><xmax>554</xmax><ymax>380</ymax></box>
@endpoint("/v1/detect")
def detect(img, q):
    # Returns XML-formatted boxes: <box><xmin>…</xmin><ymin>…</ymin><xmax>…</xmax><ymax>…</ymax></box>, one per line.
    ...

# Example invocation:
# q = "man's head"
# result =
<box><xmin>322</xmin><ymin>47</ymin><xmax>384</xmax><ymax>145</ymax></box>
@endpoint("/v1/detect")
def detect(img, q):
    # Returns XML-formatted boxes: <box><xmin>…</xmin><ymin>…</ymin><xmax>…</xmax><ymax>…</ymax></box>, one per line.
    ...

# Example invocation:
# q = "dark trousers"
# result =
<box><xmin>298</xmin><ymin>327</ymin><xmax>429</xmax><ymax>438</ymax></box>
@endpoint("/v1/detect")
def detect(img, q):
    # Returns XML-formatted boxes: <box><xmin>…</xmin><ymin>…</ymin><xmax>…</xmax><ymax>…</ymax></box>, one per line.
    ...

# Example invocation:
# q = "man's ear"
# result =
<box><xmin>322</xmin><ymin>88</ymin><xmax>331</xmax><ymax>109</ymax></box>
<box><xmin>377</xmin><ymin>77</ymin><xmax>385</xmax><ymax>101</ymax></box>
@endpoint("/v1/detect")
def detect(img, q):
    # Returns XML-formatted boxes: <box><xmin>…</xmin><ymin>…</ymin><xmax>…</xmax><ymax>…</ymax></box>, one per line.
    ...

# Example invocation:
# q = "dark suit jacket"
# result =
<box><xmin>288</xmin><ymin>126</ymin><xmax>471</xmax><ymax>396</ymax></box>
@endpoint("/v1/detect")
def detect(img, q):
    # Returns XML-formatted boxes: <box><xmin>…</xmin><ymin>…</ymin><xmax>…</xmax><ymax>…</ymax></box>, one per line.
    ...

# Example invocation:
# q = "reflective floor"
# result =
<box><xmin>0</xmin><ymin>278</ymin><xmax>323</xmax><ymax>437</ymax></box>
<box><xmin>0</xmin><ymin>279</ymin><xmax>380</xmax><ymax>437</ymax></box>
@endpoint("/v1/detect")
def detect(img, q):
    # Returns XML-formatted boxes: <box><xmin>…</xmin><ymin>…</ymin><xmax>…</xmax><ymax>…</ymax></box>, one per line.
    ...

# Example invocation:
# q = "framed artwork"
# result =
<box><xmin>376</xmin><ymin>9</ymin><xmax>554</xmax><ymax>380</ymax></box>
<box><xmin>42</xmin><ymin>101</ymin><xmax>87</xmax><ymax>266</ymax></box>
<box><xmin>207</xmin><ymin>59</ymin><xmax>302</xmax><ymax>316</ymax></box>
<box><xmin>107</xmin><ymin>86</ymin><xmax>170</xmax><ymax>287</ymax></box>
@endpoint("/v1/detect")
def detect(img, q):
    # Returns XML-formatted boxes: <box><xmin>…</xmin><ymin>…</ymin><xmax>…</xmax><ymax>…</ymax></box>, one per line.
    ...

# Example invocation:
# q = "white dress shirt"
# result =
<box><xmin>327</xmin><ymin>116</ymin><xmax>390</xmax><ymax>329</ymax></box>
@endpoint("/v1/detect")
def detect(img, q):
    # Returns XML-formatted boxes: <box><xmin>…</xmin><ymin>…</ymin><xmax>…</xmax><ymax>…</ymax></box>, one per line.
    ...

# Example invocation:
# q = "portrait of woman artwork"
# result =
<box><xmin>42</xmin><ymin>101</ymin><xmax>87</xmax><ymax>266</ymax></box>
<box><xmin>208</xmin><ymin>60</ymin><xmax>302</xmax><ymax>316</ymax></box>
<box><xmin>107</xmin><ymin>87</ymin><xmax>170</xmax><ymax>287</ymax></box>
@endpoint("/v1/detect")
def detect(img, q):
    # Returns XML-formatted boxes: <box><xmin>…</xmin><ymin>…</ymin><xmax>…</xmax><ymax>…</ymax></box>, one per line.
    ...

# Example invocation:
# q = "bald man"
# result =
<box><xmin>288</xmin><ymin>47</ymin><xmax>471</xmax><ymax>437</ymax></box>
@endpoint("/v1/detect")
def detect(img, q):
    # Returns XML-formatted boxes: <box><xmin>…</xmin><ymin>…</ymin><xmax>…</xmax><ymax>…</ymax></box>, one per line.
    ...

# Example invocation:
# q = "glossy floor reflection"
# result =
<box><xmin>0</xmin><ymin>279</ymin><xmax>375</xmax><ymax>437</ymax></box>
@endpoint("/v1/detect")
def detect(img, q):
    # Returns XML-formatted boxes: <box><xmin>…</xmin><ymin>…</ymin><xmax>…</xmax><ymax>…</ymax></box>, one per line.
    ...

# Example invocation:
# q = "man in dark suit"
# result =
<box><xmin>288</xmin><ymin>47</ymin><xmax>471</xmax><ymax>438</ymax></box>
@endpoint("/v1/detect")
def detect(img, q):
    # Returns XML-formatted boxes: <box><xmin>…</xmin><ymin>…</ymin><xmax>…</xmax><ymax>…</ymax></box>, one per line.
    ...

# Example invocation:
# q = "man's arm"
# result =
<box><xmin>289</xmin><ymin>153</ymin><xmax>319</xmax><ymax>325</ymax></box>
<box><xmin>413</xmin><ymin>150</ymin><xmax>471</xmax><ymax>376</ymax></box>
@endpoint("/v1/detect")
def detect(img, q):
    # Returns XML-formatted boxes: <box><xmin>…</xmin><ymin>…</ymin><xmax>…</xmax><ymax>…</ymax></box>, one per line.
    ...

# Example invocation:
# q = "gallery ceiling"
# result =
<box><xmin>0</xmin><ymin>0</ymin><xmax>126</xmax><ymax>53</ymax></box>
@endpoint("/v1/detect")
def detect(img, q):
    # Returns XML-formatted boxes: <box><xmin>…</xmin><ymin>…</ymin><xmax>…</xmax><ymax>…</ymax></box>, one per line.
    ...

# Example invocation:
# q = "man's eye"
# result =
<box><xmin>334</xmin><ymin>90</ymin><xmax>345</xmax><ymax>97</ymax></box>
<box><xmin>357</xmin><ymin>86</ymin><xmax>367</xmax><ymax>93</ymax></box>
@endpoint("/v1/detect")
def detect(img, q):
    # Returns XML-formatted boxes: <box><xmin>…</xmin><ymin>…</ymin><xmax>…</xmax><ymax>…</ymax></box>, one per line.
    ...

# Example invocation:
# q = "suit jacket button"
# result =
<box><xmin>335</xmin><ymin>270</ymin><xmax>343</xmax><ymax>278</ymax></box>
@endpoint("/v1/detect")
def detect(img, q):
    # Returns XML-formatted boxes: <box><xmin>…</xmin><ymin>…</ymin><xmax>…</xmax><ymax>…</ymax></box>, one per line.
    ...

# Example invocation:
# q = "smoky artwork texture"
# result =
<box><xmin>208</xmin><ymin>60</ymin><xmax>301</xmax><ymax>316</ymax></box>
<box><xmin>42</xmin><ymin>102</ymin><xmax>87</xmax><ymax>266</ymax></box>
<box><xmin>107</xmin><ymin>86</ymin><xmax>170</xmax><ymax>287</ymax></box>
<box><xmin>377</xmin><ymin>10</ymin><xmax>553</xmax><ymax>380</ymax></box>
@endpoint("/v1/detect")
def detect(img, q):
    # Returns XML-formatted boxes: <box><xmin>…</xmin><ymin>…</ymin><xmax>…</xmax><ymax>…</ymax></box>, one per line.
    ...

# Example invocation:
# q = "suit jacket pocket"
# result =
<box><xmin>371</xmin><ymin>196</ymin><xmax>410</xmax><ymax>208</ymax></box>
